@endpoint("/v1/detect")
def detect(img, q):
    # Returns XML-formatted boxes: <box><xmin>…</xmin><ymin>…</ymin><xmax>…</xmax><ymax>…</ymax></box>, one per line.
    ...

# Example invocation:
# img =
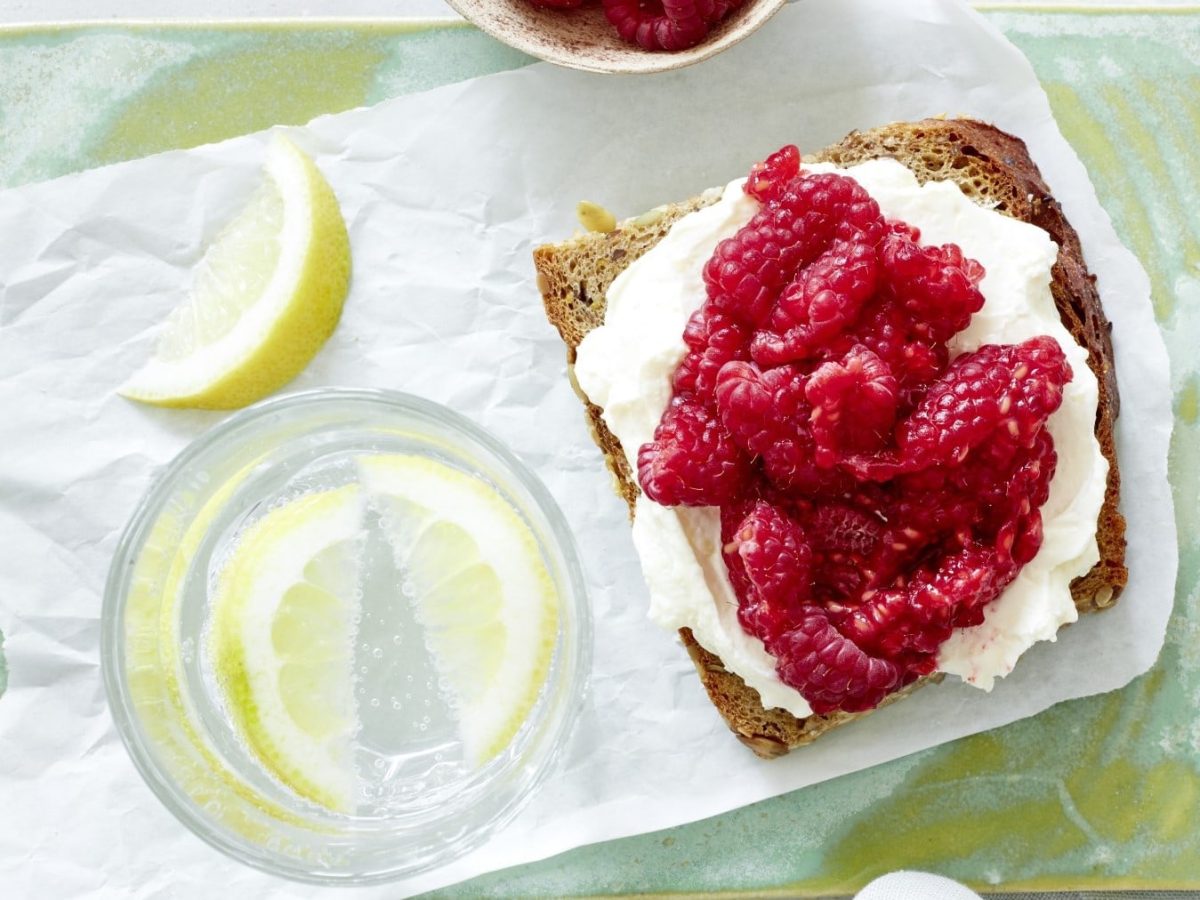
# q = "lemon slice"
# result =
<box><xmin>130</xmin><ymin>459</ymin><xmax>311</xmax><ymax>836</ymax></box>
<box><xmin>121</xmin><ymin>135</ymin><xmax>351</xmax><ymax>410</ymax></box>
<box><xmin>210</xmin><ymin>486</ymin><xmax>363</xmax><ymax>812</ymax></box>
<box><xmin>358</xmin><ymin>455</ymin><xmax>558</xmax><ymax>766</ymax></box>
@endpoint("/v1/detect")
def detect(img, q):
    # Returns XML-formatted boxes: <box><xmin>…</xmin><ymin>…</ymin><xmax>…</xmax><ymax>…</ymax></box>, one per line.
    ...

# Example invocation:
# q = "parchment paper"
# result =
<box><xmin>0</xmin><ymin>1</ymin><xmax>1175</xmax><ymax>897</ymax></box>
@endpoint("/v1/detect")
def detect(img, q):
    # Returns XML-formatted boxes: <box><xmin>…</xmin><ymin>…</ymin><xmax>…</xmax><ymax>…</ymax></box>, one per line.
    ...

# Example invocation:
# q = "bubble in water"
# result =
<box><xmin>361</xmin><ymin>642</ymin><xmax>370</xmax><ymax>651</ymax></box>
<box><xmin>401</xmin><ymin>580</ymin><xmax>415</xmax><ymax>599</ymax></box>
<box><xmin>370</xmin><ymin>698</ymin><xmax>380</xmax><ymax>708</ymax></box>
<box><xmin>418</xmin><ymin>723</ymin><xmax>428</xmax><ymax>732</ymax></box>
<box><xmin>371</xmin><ymin>647</ymin><xmax>383</xmax><ymax>659</ymax></box>
<box><xmin>392</xmin><ymin>699</ymin><xmax>402</xmax><ymax>710</ymax></box>
<box><xmin>406</xmin><ymin>674</ymin><xmax>414</xmax><ymax>683</ymax></box>
<box><xmin>360</xmin><ymin>666</ymin><xmax>368</xmax><ymax>674</ymax></box>
<box><xmin>392</xmin><ymin>634</ymin><xmax>403</xmax><ymax>646</ymax></box>
<box><xmin>374</xmin><ymin>758</ymin><xmax>385</xmax><ymax>770</ymax></box>
<box><xmin>423</xmin><ymin>698</ymin><xmax>432</xmax><ymax>708</ymax></box>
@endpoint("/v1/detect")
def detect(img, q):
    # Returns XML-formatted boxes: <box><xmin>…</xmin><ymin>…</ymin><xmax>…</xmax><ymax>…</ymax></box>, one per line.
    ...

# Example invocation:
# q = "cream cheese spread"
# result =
<box><xmin>574</xmin><ymin>159</ymin><xmax>1107</xmax><ymax>717</ymax></box>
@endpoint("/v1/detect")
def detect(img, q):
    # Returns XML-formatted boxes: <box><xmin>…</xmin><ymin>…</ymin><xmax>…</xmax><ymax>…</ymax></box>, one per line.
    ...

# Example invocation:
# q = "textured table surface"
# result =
<box><xmin>0</xmin><ymin>6</ymin><xmax>1197</xmax><ymax>897</ymax></box>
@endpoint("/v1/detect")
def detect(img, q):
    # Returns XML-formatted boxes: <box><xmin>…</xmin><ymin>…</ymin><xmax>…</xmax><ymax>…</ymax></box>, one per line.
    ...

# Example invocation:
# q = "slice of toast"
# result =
<box><xmin>534</xmin><ymin>119</ymin><xmax>1128</xmax><ymax>758</ymax></box>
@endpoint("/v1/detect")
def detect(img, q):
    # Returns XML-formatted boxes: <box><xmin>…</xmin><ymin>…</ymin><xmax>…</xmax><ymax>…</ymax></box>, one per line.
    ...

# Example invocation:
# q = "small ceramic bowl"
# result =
<box><xmin>445</xmin><ymin>0</ymin><xmax>788</xmax><ymax>74</ymax></box>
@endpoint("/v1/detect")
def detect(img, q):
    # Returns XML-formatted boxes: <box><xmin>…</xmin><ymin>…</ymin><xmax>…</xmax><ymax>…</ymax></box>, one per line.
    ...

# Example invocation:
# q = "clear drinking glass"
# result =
<box><xmin>101</xmin><ymin>389</ymin><xmax>591</xmax><ymax>884</ymax></box>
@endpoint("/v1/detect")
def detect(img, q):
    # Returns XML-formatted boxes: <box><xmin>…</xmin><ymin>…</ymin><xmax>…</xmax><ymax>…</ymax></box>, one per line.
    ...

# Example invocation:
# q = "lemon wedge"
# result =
<box><xmin>358</xmin><ymin>455</ymin><xmax>558</xmax><ymax>767</ymax></box>
<box><xmin>121</xmin><ymin>135</ymin><xmax>351</xmax><ymax>410</ymax></box>
<box><xmin>210</xmin><ymin>486</ymin><xmax>363</xmax><ymax>812</ymax></box>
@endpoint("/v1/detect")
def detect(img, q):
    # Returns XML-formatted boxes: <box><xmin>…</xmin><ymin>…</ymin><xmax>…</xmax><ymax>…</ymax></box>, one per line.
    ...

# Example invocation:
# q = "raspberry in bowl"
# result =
<box><xmin>445</xmin><ymin>0</ymin><xmax>787</xmax><ymax>74</ymax></box>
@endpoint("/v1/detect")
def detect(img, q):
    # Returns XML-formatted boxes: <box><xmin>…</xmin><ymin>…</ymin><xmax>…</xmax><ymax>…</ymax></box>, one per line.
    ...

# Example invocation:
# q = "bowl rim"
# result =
<box><xmin>101</xmin><ymin>386</ymin><xmax>593</xmax><ymax>885</ymax></box>
<box><xmin>443</xmin><ymin>0</ymin><xmax>789</xmax><ymax>75</ymax></box>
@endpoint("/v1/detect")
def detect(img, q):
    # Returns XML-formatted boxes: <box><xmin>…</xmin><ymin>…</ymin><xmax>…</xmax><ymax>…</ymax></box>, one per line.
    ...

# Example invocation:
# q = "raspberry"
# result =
<box><xmin>834</xmin><ymin>543</ymin><xmax>1020</xmax><ymax>664</ymax></box>
<box><xmin>770</xmin><ymin>607</ymin><xmax>905</xmax><ymax>714</ymax></box>
<box><xmin>704</xmin><ymin>172</ymin><xmax>883</xmax><ymax>325</ymax></box>
<box><xmin>988</xmin><ymin>429</ymin><xmax>1057</xmax><ymax>566</ymax></box>
<box><xmin>672</xmin><ymin>307</ymin><xmax>751</xmax><ymax>404</ymax></box>
<box><xmin>746</xmin><ymin>145</ymin><xmax>801</xmax><ymax>203</ymax></box>
<box><xmin>715</xmin><ymin>361</ymin><xmax>829</xmax><ymax>492</ymax></box>
<box><xmin>724</xmin><ymin>501</ymin><xmax>813</xmax><ymax>639</ymax></box>
<box><xmin>886</xmin><ymin>218</ymin><xmax>922</xmax><ymax>242</ymax></box>
<box><xmin>707</xmin><ymin>0</ymin><xmax>746</xmax><ymax>19</ymax></box>
<box><xmin>752</xmin><ymin>237</ymin><xmax>879</xmax><ymax>365</ymax></box>
<box><xmin>898</xmin><ymin>336</ymin><xmax>1070</xmax><ymax>465</ymax></box>
<box><xmin>1008</xmin><ymin>510</ymin><xmax>1045</xmax><ymax>567</ymax></box>
<box><xmin>805</xmin><ymin>345</ymin><xmax>898</xmax><ymax>465</ymax></box>
<box><xmin>537</xmin><ymin>0</ymin><xmax>745</xmax><ymax>49</ymax></box>
<box><xmin>602</xmin><ymin>0</ymin><xmax>713</xmax><ymax>51</ymax></box>
<box><xmin>848</xmin><ymin>298</ymin><xmax>946</xmax><ymax>393</ymax></box>
<box><xmin>715</xmin><ymin>361</ymin><xmax>807</xmax><ymax>454</ymax></box>
<box><xmin>810</xmin><ymin>502</ymin><xmax>883</xmax><ymax>558</ymax></box>
<box><xmin>848</xmin><ymin>337</ymin><xmax>1071</xmax><ymax>479</ymax></box>
<box><xmin>703</xmin><ymin>215</ymin><xmax>803</xmax><ymax>325</ymax></box>
<box><xmin>637</xmin><ymin>396</ymin><xmax>749</xmax><ymax>506</ymax></box>
<box><xmin>880</xmin><ymin>232</ymin><xmax>986</xmax><ymax>342</ymax></box>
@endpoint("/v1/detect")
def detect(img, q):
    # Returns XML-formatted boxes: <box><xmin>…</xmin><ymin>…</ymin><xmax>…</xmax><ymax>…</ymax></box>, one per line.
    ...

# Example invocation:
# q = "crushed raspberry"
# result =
<box><xmin>637</xmin><ymin>396</ymin><xmax>748</xmax><ymax>507</ymax></box>
<box><xmin>746</xmin><ymin>145</ymin><xmax>801</xmax><ymax>202</ymax></box>
<box><xmin>638</xmin><ymin>147</ymin><xmax>1073</xmax><ymax>714</ymax></box>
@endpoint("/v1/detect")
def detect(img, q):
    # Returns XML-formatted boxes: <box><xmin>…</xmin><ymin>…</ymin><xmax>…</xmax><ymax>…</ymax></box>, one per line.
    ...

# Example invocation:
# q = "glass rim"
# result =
<box><xmin>100</xmin><ymin>387</ymin><xmax>593</xmax><ymax>885</ymax></box>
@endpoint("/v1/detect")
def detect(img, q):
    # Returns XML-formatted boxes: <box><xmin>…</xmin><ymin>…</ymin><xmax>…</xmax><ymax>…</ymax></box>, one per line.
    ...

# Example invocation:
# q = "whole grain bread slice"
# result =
<box><xmin>534</xmin><ymin>119</ymin><xmax>1127</xmax><ymax>758</ymax></box>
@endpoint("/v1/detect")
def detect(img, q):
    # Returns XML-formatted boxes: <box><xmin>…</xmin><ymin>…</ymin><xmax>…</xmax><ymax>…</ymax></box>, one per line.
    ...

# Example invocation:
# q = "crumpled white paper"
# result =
<box><xmin>0</xmin><ymin>1</ymin><xmax>1176</xmax><ymax>897</ymax></box>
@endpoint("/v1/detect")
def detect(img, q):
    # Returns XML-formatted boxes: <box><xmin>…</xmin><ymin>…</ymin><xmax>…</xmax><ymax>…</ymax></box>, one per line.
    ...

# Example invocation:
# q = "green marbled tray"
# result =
<box><xmin>1</xmin><ymin>6</ymin><xmax>1196</xmax><ymax>895</ymax></box>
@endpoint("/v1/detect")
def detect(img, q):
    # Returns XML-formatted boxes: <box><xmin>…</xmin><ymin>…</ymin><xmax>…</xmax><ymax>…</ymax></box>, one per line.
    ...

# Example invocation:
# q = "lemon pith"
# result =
<box><xmin>120</xmin><ymin>135</ymin><xmax>351</xmax><ymax>410</ymax></box>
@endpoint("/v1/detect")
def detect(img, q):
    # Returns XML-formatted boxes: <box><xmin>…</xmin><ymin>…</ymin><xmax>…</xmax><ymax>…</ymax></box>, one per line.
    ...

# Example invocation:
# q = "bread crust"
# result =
<box><xmin>535</xmin><ymin>119</ymin><xmax>1127</xmax><ymax>757</ymax></box>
